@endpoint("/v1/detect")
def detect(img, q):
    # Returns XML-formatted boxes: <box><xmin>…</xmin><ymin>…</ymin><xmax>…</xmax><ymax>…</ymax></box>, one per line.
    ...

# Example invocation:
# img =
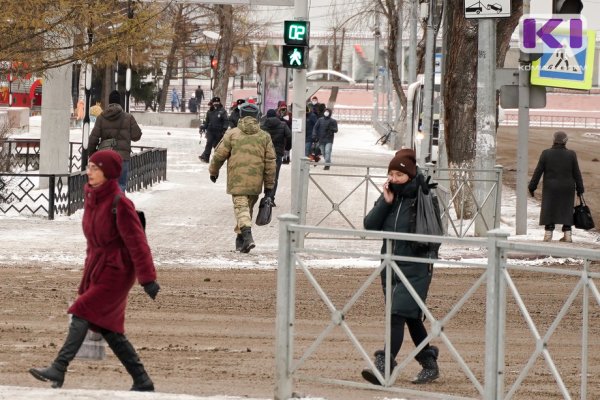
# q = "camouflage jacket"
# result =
<box><xmin>209</xmin><ymin>116</ymin><xmax>277</xmax><ymax>195</ymax></box>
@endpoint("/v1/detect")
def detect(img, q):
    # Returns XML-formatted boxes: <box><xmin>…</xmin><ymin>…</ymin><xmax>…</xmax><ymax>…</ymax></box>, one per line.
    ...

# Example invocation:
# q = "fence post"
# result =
<box><xmin>48</xmin><ymin>175</ymin><xmax>56</xmax><ymax>220</ymax></box>
<box><xmin>274</xmin><ymin>214</ymin><xmax>298</xmax><ymax>400</ymax></box>
<box><xmin>494</xmin><ymin>165</ymin><xmax>503</xmax><ymax>229</ymax></box>
<box><xmin>484</xmin><ymin>228</ymin><xmax>509</xmax><ymax>399</ymax></box>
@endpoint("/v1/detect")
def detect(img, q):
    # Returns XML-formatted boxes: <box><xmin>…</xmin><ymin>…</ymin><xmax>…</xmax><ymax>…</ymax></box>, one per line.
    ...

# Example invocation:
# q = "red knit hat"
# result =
<box><xmin>89</xmin><ymin>150</ymin><xmax>122</xmax><ymax>180</ymax></box>
<box><xmin>388</xmin><ymin>148</ymin><xmax>417</xmax><ymax>178</ymax></box>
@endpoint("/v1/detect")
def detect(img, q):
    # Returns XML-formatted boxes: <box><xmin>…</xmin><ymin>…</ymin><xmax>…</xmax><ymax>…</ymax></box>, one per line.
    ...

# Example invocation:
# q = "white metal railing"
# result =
<box><xmin>298</xmin><ymin>159</ymin><xmax>502</xmax><ymax>239</ymax></box>
<box><xmin>274</xmin><ymin>218</ymin><xmax>600</xmax><ymax>400</ymax></box>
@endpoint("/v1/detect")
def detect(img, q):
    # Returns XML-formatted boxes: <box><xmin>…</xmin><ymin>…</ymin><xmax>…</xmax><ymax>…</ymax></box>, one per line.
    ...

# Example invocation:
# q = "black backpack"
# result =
<box><xmin>112</xmin><ymin>194</ymin><xmax>146</xmax><ymax>231</ymax></box>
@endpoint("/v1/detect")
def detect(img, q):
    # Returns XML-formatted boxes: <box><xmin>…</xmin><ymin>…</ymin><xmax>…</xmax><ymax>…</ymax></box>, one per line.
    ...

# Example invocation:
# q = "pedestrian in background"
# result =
<box><xmin>170</xmin><ymin>88</ymin><xmax>180</xmax><ymax>112</ymax></box>
<box><xmin>89</xmin><ymin>100</ymin><xmax>103</xmax><ymax>127</ymax></box>
<box><xmin>260</xmin><ymin>108</ymin><xmax>291</xmax><ymax>207</ymax></box>
<box><xmin>195</xmin><ymin>85</ymin><xmax>204</xmax><ymax>108</ymax></box>
<box><xmin>312</xmin><ymin>108</ymin><xmax>338</xmax><ymax>170</ymax></box>
<box><xmin>305</xmin><ymin>104</ymin><xmax>318</xmax><ymax>157</ymax></box>
<box><xmin>361</xmin><ymin>149</ymin><xmax>440</xmax><ymax>386</ymax></box>
<box><xmin>199</xmin><ymin>96</ymin><xmax>228</xmax><ymax>163</ymax></box>
<box><xmin>88</xmin><ymin>90</ymin><xmax>143</xmax><ymax>192</ymax></box>
<box><xmin>188</xmin><ymin>95</ymin><xmax>198</xmax><ymax>114</ymax></box>
<box><xmin>208</xmin><ymin>103</ymin><xmax>276</xmax><ymax>253</ymax></box>
<box><xmin>528</xmin><ymin>131</ymin><xmax>584</xmax><ymax>242</ymax></box>
<box><xmin>29</xmin><ymin>150</ymin><xmax>160</xmax><ymax>392</ymax></box>
<box><xmin>229</xmin><ymin>99</ymin><xmax>246</xmax><ymax>128</ymax></box>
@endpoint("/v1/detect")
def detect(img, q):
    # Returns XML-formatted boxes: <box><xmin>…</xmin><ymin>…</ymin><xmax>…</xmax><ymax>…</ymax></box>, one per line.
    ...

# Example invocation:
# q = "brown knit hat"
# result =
<box><xmin>89</xmin><ymin>150</ymin><xmax>122</xmax><ymax>180</ymax></box>
<box><xmin>388</xmin><ymin>148</ymin><xmax>417</xmax><ymax>178</ymax></box>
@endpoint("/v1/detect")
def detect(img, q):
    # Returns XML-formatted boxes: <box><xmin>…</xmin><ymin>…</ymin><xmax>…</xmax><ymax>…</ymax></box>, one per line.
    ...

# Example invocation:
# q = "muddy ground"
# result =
<box><xmin>1</xmin><ymin>125</ymin><xmax>599</xmax><ymax>400</ymax></box>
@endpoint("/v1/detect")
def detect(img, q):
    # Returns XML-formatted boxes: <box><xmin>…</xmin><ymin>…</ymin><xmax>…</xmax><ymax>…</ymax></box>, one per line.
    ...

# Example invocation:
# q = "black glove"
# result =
<box><xmin>143</xmin><ymin>281</ymin><xmax>160</xmax><ymax>300</ymax></box>
<box><xmin>529</xmin><ymin>189</ymin><xmax>535</xmax><ymax>197</ymax></box>
<box><xmin>210</xmin><ymin>175</ymin><xmax>217</xmax><ymax>183</ymax></box>
<box><xmin>200</xmin><ymin>125</ymin><xmax>206</xmax><ymax>133</ymax></box>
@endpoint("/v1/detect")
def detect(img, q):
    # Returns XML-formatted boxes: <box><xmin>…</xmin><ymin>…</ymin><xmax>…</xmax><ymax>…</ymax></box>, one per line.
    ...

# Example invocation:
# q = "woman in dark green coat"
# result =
<box><xmin>361</xmin><ymin>148</ymin><xmax>439</xmax><ymax>386</ymax></box>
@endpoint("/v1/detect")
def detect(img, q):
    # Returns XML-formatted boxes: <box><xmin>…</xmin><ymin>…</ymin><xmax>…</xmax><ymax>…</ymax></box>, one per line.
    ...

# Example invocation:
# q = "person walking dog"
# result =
<box><xmin>528</xmin><ymin>131</ymin><xmax>585</xmax><ymax>242</ymax></box>
<box><xmin>29</xmin><ymin>150</ymin><xmax>160</xmax><ymax>392</ymax></box>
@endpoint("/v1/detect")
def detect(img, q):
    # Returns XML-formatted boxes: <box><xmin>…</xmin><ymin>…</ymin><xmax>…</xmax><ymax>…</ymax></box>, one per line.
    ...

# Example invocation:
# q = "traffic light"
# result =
<box><xmin>210</xmin><ymin>56</ymin><xmax>218</xmax><ymax>70</ymax></box>
<box><xmin>282</xmin><ymin>45</ymin><xmax>308</xmax><ymax>69</ymax></box>
<box><xmin>553</xmin><ymin>0</ymin><xmax>583</xmax><ymax>13</ymax></box>
<box><xmin>282</xmin><ymin>20</ymin><xmax>309</xmax><ymax>69</ymax></box>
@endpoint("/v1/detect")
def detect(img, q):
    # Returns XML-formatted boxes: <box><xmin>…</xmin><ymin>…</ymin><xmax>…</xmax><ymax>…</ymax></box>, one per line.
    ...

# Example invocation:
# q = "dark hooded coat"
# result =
<box><xmin>89</xmin><ymin>104</ymin><xmax>142</xmax><ymax>161</ymax></box>
<box><xmin>260</xmin><ymin>116</ymin><xmax>292</xmax><ymax>158</ymax></box>
<box><xmin>363</xmin><ymin>175</ymin><xmax>433</xmax><ymax>319</ymax></box>
<box><xmin>68</xmin><ymin>179</ymin><xmax>156</xmax><ymax>334</ymax></box>
<box><xmin>528</xmin><ymin>143</ymin><xmax>584</xmax><ymax>226</ymax></box>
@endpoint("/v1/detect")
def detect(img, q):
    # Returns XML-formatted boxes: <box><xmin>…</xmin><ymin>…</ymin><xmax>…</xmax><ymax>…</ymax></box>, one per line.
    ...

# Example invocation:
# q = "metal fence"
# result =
<box><xmin>298</xmin><ymin>159</ymin><xmax>502</xmax><ymax>239</ymax></box>
<box><xmin>274</xmin><ymin>217</ymin><xmax>600</xmax><ymax>400</ymax></box>
<box><xmin>0</xmin><ymin>144</ymin><xmax>167</xmax><ymax>219</ymax></box>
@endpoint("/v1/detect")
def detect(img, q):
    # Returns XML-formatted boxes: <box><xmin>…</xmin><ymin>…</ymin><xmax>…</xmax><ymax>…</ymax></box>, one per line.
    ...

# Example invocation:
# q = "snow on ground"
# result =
<box><xmin>0</xmin><ymin>116</ymin><xmax>598</xmax><ymax>399</ymax></box>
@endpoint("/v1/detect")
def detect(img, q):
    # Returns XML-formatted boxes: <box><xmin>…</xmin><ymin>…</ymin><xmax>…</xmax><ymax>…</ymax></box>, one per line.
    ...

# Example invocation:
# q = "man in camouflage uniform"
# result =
<box><xmin>208</xmin><ymin>102</ymin><xmax>276</xmax><ymax>253</ymax></box>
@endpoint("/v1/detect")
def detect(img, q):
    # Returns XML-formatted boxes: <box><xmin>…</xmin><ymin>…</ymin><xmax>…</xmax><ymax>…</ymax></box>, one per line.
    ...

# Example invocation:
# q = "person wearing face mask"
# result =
<box><xmin>29</xmin><ymin>150</ymin><xmax>159</xmax><ymax>392</ymax></box>
<box><xmin>309</xmin><ymin>96</ymin><xmax>322</xmax><ymax>117</ymax></box>
<box><xmin>361</xmin><ymin>148</ymin><xmax>440</xmax><ymax>386</ymax></box>
<box><xmin>199</xmin><ymin>96</ymin><xmax>229</xmax><ymax>163</ymax></box>
<box><xmin>311</xmin><ymin>108</ymin><xmax>338</xmax><ymax>170</ymax></box>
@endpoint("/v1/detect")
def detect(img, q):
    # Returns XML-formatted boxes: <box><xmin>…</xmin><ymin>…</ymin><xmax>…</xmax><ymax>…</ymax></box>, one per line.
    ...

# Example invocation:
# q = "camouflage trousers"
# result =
<box><xmin>232</xmin><ymin>194</ymin><xmax>259</xmax><ymax>234</ymax></box>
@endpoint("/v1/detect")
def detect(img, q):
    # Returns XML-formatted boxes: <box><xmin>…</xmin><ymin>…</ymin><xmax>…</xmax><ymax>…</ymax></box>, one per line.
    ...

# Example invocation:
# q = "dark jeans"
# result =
<box><xmin>271</xmin><ymin>156</ymin><xmax>283</xmax><ymax>201</ymax></box>
<box><xmin>389</xmin><ymin>314</ymin><xmax>429</xmax><ymax>359</ymax></box>
<box><xmin>200</xmin><ymin>131</ymin><xmax>223</xmax><ymax>160</ymax></box>
<box><xmin>545</xmin><ymin>224</ymin><xmax>572</xmax><ymax>232</ymax></box>
<box><xmin>119</xmin><ymin>160</ymin><xmax>130</xmax><ymax>192</ymax></box>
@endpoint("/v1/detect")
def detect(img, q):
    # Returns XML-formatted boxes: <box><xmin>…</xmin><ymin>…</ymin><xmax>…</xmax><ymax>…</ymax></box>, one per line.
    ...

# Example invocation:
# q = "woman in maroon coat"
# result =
<box><xmin>29</xmin><ymin>150</ymin><xmax>160</xmax><ymax>391</ymax></box>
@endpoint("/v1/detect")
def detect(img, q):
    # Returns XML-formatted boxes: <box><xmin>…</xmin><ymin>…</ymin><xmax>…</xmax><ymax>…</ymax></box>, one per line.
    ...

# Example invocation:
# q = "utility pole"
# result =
<box><xmin>419</xmin><ymin>0</ymin><xmax>436</xmax><ymax>165</ymax></box>
<box><xmin>516</xmin><ymin>0</ymin><xmax>531</xmax><ymax>235</ymax></box>
<box><xmin>289</xmin><ymin>0</ymin><xmax>308</xmax><ymax>218</ymax></box>
<box><xmin>474</xmin><ymin>18</ymin><xmax>497</xmax><ymax>236</ymax></box>
<box><xmin>405</xmin><ymin>0</ymin><xmax>418</xmax><ymax>148</ymax></box>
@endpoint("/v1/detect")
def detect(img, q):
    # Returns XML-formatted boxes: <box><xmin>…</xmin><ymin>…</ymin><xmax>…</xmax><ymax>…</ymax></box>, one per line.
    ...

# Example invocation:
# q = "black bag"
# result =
<box><xmin>255</xmin><ymin>196</ymin><xmax>273</xmax><ymax>226</ymax></box>
<box><xmin>112</xmin><ymin>194</ymin><xmax>146</xmax><ymax>231</ymax></box>
<box><xmin>414</xmin><ymin>176</ymin><xmax>443</xmax><ymax>257</ymax></box>
<box><xmin>573</xmin><ymin>194</ymin><xmax>595</xmax><ymax>230</ymax></box>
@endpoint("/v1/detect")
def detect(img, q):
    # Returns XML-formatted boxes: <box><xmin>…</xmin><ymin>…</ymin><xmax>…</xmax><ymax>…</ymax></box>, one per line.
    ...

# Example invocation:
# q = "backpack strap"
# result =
<box><xmin>112</xmin><ymin>194</ymin><xmax>122</xmax><ymax>217</ymax></box>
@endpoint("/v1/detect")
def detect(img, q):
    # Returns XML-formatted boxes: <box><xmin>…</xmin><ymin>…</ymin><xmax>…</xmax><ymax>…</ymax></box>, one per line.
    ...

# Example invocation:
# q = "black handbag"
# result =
<box><xmin>573</xmin><ymin>194</ymin><xmax>595</xmax><ymax>230</ymax></box>
<box><xmin>255</xmin><ymin>196</ymin><xmax>273</xmax><ymax>226</ymax></box>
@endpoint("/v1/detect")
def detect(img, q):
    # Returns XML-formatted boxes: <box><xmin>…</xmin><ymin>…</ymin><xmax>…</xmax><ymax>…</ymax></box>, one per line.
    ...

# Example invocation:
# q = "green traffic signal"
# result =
<box><xmin>282</xmin><ymin>45</ymin><xmax>308</xmax><ymax>69</ymax></box>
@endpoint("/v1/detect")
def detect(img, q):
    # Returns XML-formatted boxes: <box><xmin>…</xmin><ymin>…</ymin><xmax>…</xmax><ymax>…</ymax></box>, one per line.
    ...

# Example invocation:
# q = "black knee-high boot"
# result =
<box><xmin>29</xmin><ymin>315</ymin><xmax>89</xmax><ymax>388</ymax></box>
<box><xmin>102</xmin><ymin>332</ymin><xmax>154</xmax><ymax>392</ymax></box>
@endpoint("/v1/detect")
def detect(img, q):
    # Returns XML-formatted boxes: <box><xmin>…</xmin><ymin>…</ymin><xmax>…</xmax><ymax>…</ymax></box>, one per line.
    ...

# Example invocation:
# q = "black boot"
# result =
<box><xmin>29</xmin><ymin>316</ymin><xmax>89</xmax><ymax>388</ymax></box>
<box><xmin>240</xmin><ymin>227</ymin><xmax>255</xmax><ymax>253</ymax></box>
<box><xmin>412</xmin><ymin>345</ymin><xmax>439</xmax><ymax>384</ymax></box>
<box><xmin>361</xmin><ymin>350</ymin><xmax>397</xmax><ymax>386</ymax></box>
<box><xmin>235</xmin><ymin>233</ymin><xmax>244</xmax><ymax>252</ymax></box>
<box><xmin>103</xmin><ymin>332</ymin><xmax>154</xmax><ymax>392</ymax></box>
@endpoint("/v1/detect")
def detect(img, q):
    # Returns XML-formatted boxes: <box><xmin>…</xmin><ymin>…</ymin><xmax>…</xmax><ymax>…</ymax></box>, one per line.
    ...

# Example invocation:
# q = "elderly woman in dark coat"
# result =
<box><xmin>30</xmin><ymin>150</ymin><xmax>160</xmax><ymax>392</ymax></box>
<box><xmin>361</xmin><ymin>149</ymin><xmax>439</xmax><ymax>386</ymax></box>
<box><xmin>528</xmin><ymin>131</ymin><xmax>584</xmax><ymax>242</ymax></box>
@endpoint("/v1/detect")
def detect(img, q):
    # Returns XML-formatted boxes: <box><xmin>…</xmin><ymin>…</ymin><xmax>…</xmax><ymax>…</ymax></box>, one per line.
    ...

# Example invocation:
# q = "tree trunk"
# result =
<box><xmin>214</xmin><ymin>5</ymin><xmax>234</xmax><ymax>102</ymax></box>
<box><xmin>443</xmin><ymin>0</ymin><xmax>522</xmax><ymax>218</ymax></box>
<box><xmin>159</xmin><ymin>5</ymin><xmax>184</xmax><ymax>112</ymax></box>
<box><xmin>327</xmin><ymin>28</ymin><xmax>345</xmax><ymax>110</ymax></box>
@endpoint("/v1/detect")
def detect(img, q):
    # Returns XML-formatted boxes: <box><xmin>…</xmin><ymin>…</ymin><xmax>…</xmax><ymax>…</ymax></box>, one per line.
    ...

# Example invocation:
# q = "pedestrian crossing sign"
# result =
<box><xmin>530</xmin><ymin>29</ymin><xmax>595</xmax><ymax>90</ymax></box>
